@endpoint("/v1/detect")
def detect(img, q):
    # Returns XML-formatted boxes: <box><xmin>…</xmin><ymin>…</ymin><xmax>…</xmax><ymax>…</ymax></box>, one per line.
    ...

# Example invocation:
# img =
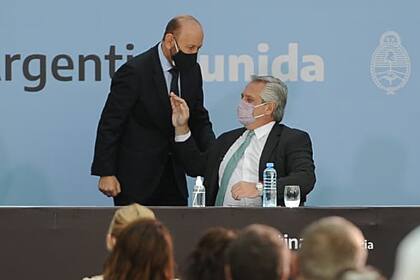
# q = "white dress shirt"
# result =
<box><xmin>159</xmin><ymin>43</ymin><xmax>191</xmax><ymax>141</ymax></box>
<box><xmin>220</xmin><ymin>121</ymin><xmax>275</xmax><ymax>207</ymax></box>
<box><xmin>158</xmin><ymin>42</ymin><xmax>181</xmax><ymax>97</ymax></box>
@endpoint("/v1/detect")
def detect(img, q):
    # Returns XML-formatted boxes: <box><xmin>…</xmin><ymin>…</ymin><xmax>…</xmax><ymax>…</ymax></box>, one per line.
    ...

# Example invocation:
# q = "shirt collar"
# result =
<box><xmin>253</xmin><ymin>121</ymin><xmax>276</xmax><ymax>140</ymax></box>
<box><xmin>158</xmin><ymin>42</ymin><xmax>174</xmax><ymax>72</ymax></box>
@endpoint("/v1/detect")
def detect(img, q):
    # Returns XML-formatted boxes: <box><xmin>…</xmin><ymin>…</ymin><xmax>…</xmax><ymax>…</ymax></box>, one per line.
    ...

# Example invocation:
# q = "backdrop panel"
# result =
<box><xmin>0</xmin><ymin>0</ymin><xmax>419</xmax><ymax>205</ymax></box>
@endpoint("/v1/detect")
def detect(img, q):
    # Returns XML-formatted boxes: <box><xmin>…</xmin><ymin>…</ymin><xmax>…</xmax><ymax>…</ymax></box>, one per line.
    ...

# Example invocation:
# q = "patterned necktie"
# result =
<box><xmin>169</xmin><ymin>67</ymin><xmax>179</xmax><ymax>96</ymax></box>
<box><xmin>215</xmin><ymin>130</ymin><xmax>255</xmax><ymax>206</ymax></box>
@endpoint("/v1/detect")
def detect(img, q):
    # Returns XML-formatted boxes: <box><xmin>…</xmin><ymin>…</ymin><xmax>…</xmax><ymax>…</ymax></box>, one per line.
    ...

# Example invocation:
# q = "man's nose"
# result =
<box><xmin>191</xmin><ymin>47</ymin><xmax>199</xmax><ymax>53</ymax></box>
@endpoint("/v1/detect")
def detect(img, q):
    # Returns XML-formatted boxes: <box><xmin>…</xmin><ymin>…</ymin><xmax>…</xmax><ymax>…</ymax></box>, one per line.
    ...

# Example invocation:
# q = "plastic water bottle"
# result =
<box><xmin>192</xmin><ymin>176</ymin><xmax>206</xmax><ymax>207</ymax></box>
<box><xmin>263</xmin><ymin>163</ymin><xmax>277</xmax><ymax>207</ymax></box>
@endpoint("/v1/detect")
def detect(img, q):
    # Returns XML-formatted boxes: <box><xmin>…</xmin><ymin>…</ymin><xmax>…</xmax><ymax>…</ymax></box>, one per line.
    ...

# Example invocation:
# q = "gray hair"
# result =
<box><xmin>298</xmin><ymin>217</ymin><xmax>367</xmax><ymax>280</ymax></box>
<box><xmin>251</xmin><ymin>75</ymin><xmax>288</xmax><ymax>122</ymax></box>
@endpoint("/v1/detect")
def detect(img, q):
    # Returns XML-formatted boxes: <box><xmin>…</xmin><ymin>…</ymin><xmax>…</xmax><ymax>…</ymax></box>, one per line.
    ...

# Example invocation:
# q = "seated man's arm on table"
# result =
<box><xmin>277</xmin><ymin>129</ymin><xmax>316</xmax><ymax>199</ymax></box>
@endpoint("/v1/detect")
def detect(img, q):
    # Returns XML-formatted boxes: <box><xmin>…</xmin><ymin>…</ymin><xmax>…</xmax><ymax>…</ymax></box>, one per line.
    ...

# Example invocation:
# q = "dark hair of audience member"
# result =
<box><xmin>182</xmin><ymin>227</ymin><xmax>237</xmax><ymax>280</ymax></box>
<box><xmin>225</xmin><ymin>224</ymin><xmax>290</xmax><ymax>280</ymax></box>
<box><xmin>103</xmin><ymin>219</ymin><xmax>174</xmax><ymax>280</ymax></box>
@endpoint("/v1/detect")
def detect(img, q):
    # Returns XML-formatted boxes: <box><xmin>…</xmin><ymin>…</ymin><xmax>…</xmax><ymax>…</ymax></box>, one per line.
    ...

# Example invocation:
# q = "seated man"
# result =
<box><xmin>170</xmin><ymin>75</ymin><xmax>315</xmax><ymax>206</ymax></box>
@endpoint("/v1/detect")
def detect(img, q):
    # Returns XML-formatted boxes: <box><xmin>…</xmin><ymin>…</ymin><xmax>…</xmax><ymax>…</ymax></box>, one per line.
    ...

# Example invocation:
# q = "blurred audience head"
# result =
<box><xmin>335</xmin><ymin>266</ymin><xmax>386</xmax><ymax>280</ymax></box>
<box><xmin>103</xmin><ymin>219</ymin><xmax>174</xmax><ymax>280</ymax></box>
<box><xmin>297</xmin><ymin>216</ymin><xmax>367</xmax><ymax>280</ymax></box>
<box><xmin>392</xmin><ymin>226</ymin><xmax>420</xmax><ymax>280</ymax></box>
<box><xmin>106</xmin><ymin>203</ymin><xmax>155</xmax><ymax>251</ymax></box>
<box><xmin>183</xmin><ymin>227</ymin><xmax>237</xmax><ymax>280</ymax></box>
<box><xmin>225</xmin><ymin>224</ymin><xmax>290</xmax><ymax>280</ymax></box>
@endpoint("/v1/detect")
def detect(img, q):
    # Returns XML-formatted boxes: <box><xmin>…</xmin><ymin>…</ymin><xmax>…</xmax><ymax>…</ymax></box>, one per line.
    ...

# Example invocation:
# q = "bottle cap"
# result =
<box><xmin>266</xmin><ymin>162</ymin><xmax>274</xmax><ymax>168</ymax></box>
<box><xmin>196</xmin><ymin>176</ymin><xmax>203</xmax><ymax>186</ymax></box>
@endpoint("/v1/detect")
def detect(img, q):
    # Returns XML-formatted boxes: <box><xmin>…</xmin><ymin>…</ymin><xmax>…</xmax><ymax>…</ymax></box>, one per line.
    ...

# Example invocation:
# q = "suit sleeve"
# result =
<box><xmin>174</xmin><ymin>130</ymin><xmax>226</xmax><ymax>177</ymax></box>
<box><xmin>189</xmin><ymin>65</ymin><xmax>216</xmax><ymax>152</ymax></box>
<box><xmin>91</xmin><ymin>63</ymin><xmax>139</xmax><ymax>176</ymax></box>
<box><xmin>277</xmin><ymin>130</ymin><xmax>316</xmax><ymax>199</ymax></box>
<box><xmin>174</xmin><ymin>136</ymin><xmax>209</xmax><ymax>177</ymax></box>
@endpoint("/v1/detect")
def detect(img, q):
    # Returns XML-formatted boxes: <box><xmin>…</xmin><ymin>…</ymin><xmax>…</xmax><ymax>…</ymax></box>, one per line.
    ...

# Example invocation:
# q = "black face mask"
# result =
<box><xmin>172</xmin><ymin>38</ymin><xmax>198</xmax><ymax>71</ymax></box>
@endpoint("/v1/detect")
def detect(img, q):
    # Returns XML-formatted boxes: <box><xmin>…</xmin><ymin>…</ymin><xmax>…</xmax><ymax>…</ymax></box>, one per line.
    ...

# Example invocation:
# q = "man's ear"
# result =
<box><xmin>163</xmin><ymin>33</ymin><xmax>174</xmax><ymax>50</ymax></box>
<box><xmin>266</xmin><ymin>102</ymin><xmax>276</xmax><ymax>116</ymax></box>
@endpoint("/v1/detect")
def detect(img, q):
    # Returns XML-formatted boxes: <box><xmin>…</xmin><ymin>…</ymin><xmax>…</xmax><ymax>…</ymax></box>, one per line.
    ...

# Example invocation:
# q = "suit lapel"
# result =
<box><xmin>151</xmin><ymin>45</ymin><xmax>172</xmax><ymax>133</ymax></box>
<box><xmin>179</xmin><ymin>68</ymin><xmax>197</xmax><ymax>112</ymax></box>
<box><xmin>258</xmin><ymin>123</ymin><xmax>284</xmax><ymax>180</ymax></box>
<box><xmin>179</xmin><ymin>71</ymin><xmax>189</xmax><ymax>99</ymax></box>
<box><xmin>220</xmin><ymin>128</ymin><xmax>246</xmax><ymax>160</ymax></box>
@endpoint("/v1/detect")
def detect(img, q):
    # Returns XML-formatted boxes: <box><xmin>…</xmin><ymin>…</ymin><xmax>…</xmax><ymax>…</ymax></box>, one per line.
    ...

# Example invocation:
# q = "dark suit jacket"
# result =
<box><xmin>174</xmin><ymin>122</ymin><xmax>316</xmax><ymax>206</ymax></box>
<box><xmin>91</xmin><ymin>44</ymin><xmax>215</xmax><ymax>204</ymax></box>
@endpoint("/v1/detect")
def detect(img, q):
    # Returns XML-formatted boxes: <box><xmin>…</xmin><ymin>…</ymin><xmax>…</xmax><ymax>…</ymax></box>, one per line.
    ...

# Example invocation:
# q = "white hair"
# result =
<box><xmin>251</xmin><ymin>75</ymin><xmax>288</xmax><ymax>122</ymax></box>
<box><xmin>392</xmin><ymin>226</ymin><xmax>420</xmax><ymax>280</ymax></box>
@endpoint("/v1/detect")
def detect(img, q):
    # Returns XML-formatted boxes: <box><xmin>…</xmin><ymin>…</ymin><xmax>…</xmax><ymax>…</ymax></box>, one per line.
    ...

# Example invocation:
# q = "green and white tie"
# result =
<box><xmin>215</xmin><ymin>130</ymin><xmax>255</xmax><ymax>206</ymax></box>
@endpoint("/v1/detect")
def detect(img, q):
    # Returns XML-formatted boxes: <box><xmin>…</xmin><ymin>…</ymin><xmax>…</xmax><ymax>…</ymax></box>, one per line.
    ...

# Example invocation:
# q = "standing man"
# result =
<box><xmin>91</xmin><ymin>15</ymin><xmax>215</xmax><ymax>206</ymax></box>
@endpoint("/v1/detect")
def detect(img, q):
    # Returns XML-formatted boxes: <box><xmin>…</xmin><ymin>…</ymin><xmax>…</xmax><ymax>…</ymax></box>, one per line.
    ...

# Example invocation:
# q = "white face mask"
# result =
<box><xmin>237</xmin><ymin>99</ymin><xmax>267</xmax><ymax>126</ymax></box>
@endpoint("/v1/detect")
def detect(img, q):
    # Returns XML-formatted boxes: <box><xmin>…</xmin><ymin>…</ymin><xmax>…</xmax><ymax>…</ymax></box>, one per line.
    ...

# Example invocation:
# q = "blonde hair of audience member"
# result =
<box><xmin>106</xmin><ymin>203</ymin><xmax>155</xmax><ymax>251</ymax></box>
<box><xmin>392</xmin><ymin>226</ymin><xmax>420</xmax><ymax>280</ymax></box>
<box><xmin>103</xmin><ymin>219</ymin><xmax>174</xmax><ymax>280</ymax></box>
<box><xmin>296</xmin><ymin>216</ymin><xmax>368</xmax><ymax>280</ymax></box>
